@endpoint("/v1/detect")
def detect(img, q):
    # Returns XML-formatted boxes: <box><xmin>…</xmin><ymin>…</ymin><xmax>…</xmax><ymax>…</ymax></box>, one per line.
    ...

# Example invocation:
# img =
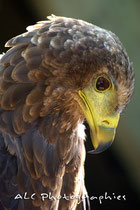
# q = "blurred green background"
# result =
<box><xmin>0</xmin><ymin>0</ymin><xmax>140</xmax><ymax>209</ymax></box>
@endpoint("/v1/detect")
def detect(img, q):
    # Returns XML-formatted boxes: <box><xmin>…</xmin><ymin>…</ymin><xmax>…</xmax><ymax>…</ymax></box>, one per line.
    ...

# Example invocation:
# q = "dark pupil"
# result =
<box><xmin>96</xmin><ymin>77</ymin><xmax>110</xmax><ymax>91</ymax></box>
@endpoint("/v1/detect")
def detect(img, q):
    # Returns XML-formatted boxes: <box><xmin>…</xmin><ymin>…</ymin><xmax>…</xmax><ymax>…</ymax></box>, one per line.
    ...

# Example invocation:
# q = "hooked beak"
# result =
<box><xmin>78</xmin><ymin>86</ymin><xmax>120</xmax><ymax>154</ymax></box>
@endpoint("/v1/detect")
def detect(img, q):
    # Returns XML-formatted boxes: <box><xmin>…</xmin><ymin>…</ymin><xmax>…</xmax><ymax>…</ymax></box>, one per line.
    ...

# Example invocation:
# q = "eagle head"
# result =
<box><xmin>0</xmin><ymin>15</ymin><xmax>134</xmax><ymax>154</ymax></box>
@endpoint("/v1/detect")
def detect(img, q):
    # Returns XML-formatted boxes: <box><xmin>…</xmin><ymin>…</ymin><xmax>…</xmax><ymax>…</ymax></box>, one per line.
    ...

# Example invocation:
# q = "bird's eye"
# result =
<box><xmin>95</xmin><ymin>76</ymin><xmax>111</xmax><ymax>92</ymax></box>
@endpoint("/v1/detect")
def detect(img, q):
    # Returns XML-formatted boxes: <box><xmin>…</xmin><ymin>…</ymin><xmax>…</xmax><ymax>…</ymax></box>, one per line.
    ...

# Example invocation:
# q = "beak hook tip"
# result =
<box><xmin>88</xmin><ymin>141</ymin><xmax>113</xmax><ymax>154</ymax></box>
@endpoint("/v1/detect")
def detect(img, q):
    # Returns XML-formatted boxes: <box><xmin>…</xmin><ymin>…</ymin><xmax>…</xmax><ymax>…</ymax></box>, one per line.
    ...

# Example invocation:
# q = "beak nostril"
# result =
<box><xmin>102</xmin><ymin>120</ymin><xmax>110</xmax><ymax>125</ymax></box>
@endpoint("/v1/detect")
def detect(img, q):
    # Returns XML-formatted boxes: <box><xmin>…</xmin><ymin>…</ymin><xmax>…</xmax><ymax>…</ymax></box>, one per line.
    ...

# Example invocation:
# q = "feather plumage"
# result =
<box><xmin>0</xmin><ymin>15</ymin><xmax>134</xmax><ymax>209</ymax></box>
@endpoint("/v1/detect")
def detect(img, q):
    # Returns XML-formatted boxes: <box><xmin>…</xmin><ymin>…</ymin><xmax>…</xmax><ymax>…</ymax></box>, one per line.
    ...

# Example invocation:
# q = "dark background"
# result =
<box><xmin>0</xmin><ymin>0</ymin><xmax>140</xmax><ymax>210</ymax></box>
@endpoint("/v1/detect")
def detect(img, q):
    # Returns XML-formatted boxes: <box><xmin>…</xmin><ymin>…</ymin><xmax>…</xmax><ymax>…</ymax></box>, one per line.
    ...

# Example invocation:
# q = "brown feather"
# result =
<box><xmin>0</xmin><ymin>15</ymin><xmax>134</xmax><ymax>210</ymax></box>
<box><xmin>2</xmin><ymin>65</ymin><xmax>14</xmax><ymax>82</ymax></box>
<box><xmin>11</xmin><ymin>60</ymin><xmax>30</xmax><ymax>83</ymax></box>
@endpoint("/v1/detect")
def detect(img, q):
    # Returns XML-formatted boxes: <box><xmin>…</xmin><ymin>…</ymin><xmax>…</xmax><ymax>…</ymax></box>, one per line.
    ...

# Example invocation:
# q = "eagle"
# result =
<box><xmin>0</xmin><ymin>15</ymin><xmax>134</xmax><ymax>210</ymax></box>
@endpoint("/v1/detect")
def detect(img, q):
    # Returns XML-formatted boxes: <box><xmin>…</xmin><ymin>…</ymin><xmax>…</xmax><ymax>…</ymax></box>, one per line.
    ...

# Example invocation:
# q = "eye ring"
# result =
<box><xmin>95</xmin><ymin>75</ymin><xmax>111</xmax><ymax>92</ymax></box>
